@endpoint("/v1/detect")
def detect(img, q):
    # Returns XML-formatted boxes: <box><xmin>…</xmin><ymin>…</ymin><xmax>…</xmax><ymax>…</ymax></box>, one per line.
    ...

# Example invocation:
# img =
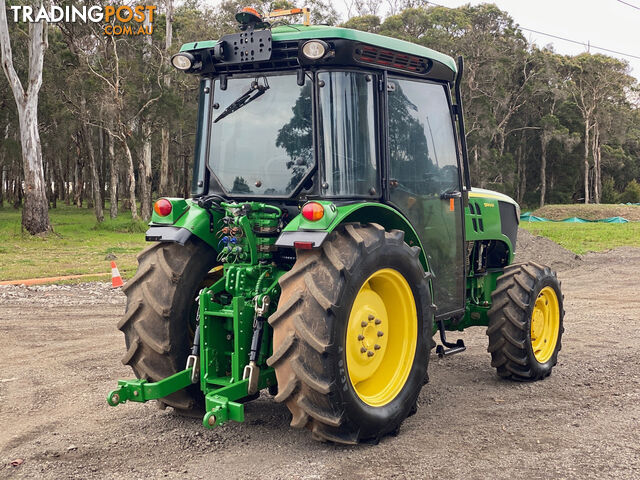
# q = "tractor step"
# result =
<box><xmin>436</xmin><ymin>319</ymin><xmax>466</xmax><ymax>357</ymax></box>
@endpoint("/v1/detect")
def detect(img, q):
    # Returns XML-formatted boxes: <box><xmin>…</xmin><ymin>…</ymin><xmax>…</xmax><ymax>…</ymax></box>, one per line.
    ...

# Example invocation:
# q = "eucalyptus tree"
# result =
<box><xmin>0</xmin><ymin>0</ymin><xmax>50</xmax><ymax>233</ymax></box>
<box><xmin>159</xmin><ymin>0</ymin><xmax>173</xmax><ymax>196</ymax></box>
<box><xmin>568</xmin><ymin>53</ymin><xmax>632</xmax><ymax>203</ymax></box>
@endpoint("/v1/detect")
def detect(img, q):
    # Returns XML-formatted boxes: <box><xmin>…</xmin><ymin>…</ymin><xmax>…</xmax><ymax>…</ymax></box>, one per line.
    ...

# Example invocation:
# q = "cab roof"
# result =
<box><xmin>179</xmin><ymin>24</ymin><xmax>457</xmax><ymax>75</ymax></box>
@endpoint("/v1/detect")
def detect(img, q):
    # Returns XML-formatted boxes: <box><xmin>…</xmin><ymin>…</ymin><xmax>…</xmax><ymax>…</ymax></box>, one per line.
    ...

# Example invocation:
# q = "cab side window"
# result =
<box><xmin>388</xmin><ymin>79</ymin><xmax>458</xmax><ymax>195</ymax></box>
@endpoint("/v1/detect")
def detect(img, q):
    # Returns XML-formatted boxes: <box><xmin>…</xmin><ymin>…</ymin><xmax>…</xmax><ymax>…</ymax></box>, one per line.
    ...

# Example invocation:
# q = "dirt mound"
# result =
<box><xmin>514</xmin><ymin>228</ymin><xmax>581</xmax><ymax>272</ymax></box>
<box><xmin>532</xmin><ymin>203</ymin><xmax>640</xmax><ymax>221</ymax></box>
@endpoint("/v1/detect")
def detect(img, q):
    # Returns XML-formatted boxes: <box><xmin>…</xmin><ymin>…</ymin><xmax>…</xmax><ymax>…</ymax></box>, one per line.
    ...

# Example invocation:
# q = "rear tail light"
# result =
<box><xmin>301</xmin><ymin>202</ymin><xmax>324</xmax><ymax>221</ymax></box>
<box><xmin>154</xmin><ymin>198</ymin><xmax>172</xmax><ymax>217</ymax></box>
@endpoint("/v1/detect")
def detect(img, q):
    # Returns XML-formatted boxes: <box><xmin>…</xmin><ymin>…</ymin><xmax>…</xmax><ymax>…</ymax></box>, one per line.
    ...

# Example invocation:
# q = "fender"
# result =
<box><xmin>276</xmin><ymin>201</ymin><xmax>429</xmax><ymax>272</ymax></box>
<box><xmin>146</xmin><ymin>198</ymin><xmax>222</xmax><ymax>250</ymax></box>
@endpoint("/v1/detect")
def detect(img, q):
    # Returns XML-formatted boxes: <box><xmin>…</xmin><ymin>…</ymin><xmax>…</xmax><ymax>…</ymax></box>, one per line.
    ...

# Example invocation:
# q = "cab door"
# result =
<box><xmin>386</xmin><ymin>77</ymin><xmax>465</xmax><ymax>317</ymax></box>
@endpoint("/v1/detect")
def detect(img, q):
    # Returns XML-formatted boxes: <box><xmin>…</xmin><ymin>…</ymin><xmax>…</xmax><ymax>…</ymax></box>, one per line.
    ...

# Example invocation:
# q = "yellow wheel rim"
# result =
<box><xmin>530</xmin><ymin>286</ymin><xmax>560</xmax><ymax>363</ymax></box>
<box><xmin>346</xmin><ymin>268</ymin><xmax>417</xmax><ymax>407</ymax></box>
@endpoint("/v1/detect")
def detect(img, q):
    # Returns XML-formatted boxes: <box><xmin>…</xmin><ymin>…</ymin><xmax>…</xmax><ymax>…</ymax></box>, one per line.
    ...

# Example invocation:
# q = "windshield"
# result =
<box><xmin>209</xmin><ymin>73</ymin><xmax>313</xmax><ymax>196</ymax></box>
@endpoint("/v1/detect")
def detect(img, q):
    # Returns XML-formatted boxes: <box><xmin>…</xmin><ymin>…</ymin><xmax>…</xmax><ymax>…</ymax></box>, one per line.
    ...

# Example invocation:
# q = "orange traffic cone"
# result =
<box><xmin>111</xmin><ymin>261</ymin><xmax>124</xmax><ymax>288</ymax></box>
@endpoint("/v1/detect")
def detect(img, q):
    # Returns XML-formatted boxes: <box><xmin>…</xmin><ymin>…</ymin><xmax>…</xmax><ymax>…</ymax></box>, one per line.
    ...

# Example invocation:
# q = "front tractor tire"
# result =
<box><xmin>487</xmin><ymin>262</ymin><xmax>564</xmax><ymax>381</ymax></box>
<box><xmin>118</xmin><ymin>239</ymin><xmax>218</xmax><ymax>412</ymax></box>
<box><xmin>268</xmin><ymin>223</ymin><xmax>433</xmax><ymax>444</ymax></box>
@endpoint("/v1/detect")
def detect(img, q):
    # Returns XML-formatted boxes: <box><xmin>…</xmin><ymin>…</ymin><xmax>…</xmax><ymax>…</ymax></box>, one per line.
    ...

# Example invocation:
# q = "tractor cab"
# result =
<box><xmin>171</xmin><ymin>8</ymin><xmax>466</xmax><ymax>318</ymax></box>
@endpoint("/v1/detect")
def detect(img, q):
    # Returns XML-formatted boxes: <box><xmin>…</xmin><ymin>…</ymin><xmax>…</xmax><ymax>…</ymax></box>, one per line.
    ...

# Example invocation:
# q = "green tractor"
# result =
<box><xmin>107</xmin><ymin>8</ymin><xmax>564</xmax><ymax>444</ymax></box>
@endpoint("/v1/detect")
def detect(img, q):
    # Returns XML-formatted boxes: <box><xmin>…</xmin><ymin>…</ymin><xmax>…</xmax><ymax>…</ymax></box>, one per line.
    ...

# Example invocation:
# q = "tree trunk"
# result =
<box><xmin>17</xmin><ymin>100</ymin><xmax>50</xmax><ymax>233</ymax></box>
<box><xmin>14</xmin><ymin>172</ymin><xmax>23</xmax><ymax>208</ymax></box>
<box><xmin>82</xmin><ymin>126</ymin><xmax>104</xmax><ymax>221</ymax></box>
<box><xmin>64</xmin><ymin>148</ymin><xmax>71</xmax><ymax>205</ymax></box>
<box><xmin>183</xmin><ymin>150</ymin><xmax>189</xmax><ymax>198</ymax></box>
<box><xmin>0</xmin><ymin>1</ymin><xmax>50</xmax><ymax>233</ymax></box>
<box><xmin>140</xmin><ymin>120</ymin><xmax>153</xmax><ymax>220</ymax></box>
<box><xmin>121</xmin><ymin>138</ymin><xmax>138</xmax><ymax>220</ymax></box>
<box><xmin>583</xmin><ymin>118</ymin><xmax>590</xmax><ymax>204</ymax></box>
<box><xmin>138</xmin><ymin>13</ymin><xmax>154</xmax><ymax>221</ymax></box>
<box><xmin>80</xmin><ymin>97</ymin><xmax>104</xmax><ymax>221</ymax></box>
<box><xmin>0</xmin><ymin>119</ymin><xmax>7</xmax><ymax>207</ymax></box>
<box><xmin>540</xmin><ymin>136</ymin><xmax>547</xmax><ymax>208</ymax></box>
<box><xmin>515</xmin><ymin>141</ymin><xmax>526</xmax><ymax>205</ymax></box>
<box><xmin>592</xmin><ymin>122</ymin><xmax>601</xmax><ymax>204</ymax></box>
<box><xmin>108</xmin><ymin>126</ymin><xmax>118</xmax><ymax>219</ymax></box>
<box><xmin>0</xmin><ymin>167</ymin><xmax>4</xmax><ymax>207</ymax></box>
<box><xmin>160</xmin><ymin>127</ymin><xmax>170</xmax><ymax>195</ymax></box>
<box><xmin>98</xmin><ymin>116</ymin><xmax>106</xmax><ymax>210</ymax></box>
<box><xmin>44</xmin><ymin>153</ymin><xmax>52</xmax><ymax>205</ymax></box>
<box><xmin>473</xmin><ymin>146</ymin><xmax>481</xmax><ymax>188</ymax></box>
<box><xmin>159</xmin><ymin>0</ymin><xmax>173</xmax><ymax>196</ymax></box>
<box><xmin>73</xmin><ymin>142</ymin><xmax>83</xmax><ymax>208</ymax></box>
<box><xmin>55</xmin><ymin>154</ymin><xmax>64</xmax><ymax>209</ymax></box>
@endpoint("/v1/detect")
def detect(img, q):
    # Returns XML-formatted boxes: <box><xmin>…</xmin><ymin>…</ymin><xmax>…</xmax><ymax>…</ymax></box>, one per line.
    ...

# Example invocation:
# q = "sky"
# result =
<box><xmin>427</xmin><ymin>0</ymin><xmax>640</xmax><ymax>79</ymax></box>
<box><xmin>205</xmin><ymin>0</ymin><xmax>640</xmax><ymax>79</ymax></box>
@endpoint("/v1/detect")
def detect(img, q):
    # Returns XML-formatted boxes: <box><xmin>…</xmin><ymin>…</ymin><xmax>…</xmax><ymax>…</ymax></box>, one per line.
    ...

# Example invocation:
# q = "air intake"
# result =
<box><xmin>354</xmin><ymin>44</ymin><xmax>430</xmax><ymax>74</ymax></box>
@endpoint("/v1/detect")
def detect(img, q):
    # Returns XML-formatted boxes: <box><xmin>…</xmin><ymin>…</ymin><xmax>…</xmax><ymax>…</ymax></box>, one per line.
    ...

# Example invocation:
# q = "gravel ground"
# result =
<box><xmin>1</xmin><ymin>232</ymin><xmax>639</xmax><ymax>479</ymax></box>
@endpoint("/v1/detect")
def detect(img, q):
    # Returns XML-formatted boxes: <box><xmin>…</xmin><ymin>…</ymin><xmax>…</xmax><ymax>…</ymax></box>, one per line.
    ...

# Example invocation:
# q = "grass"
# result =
<box><xmin>521</xmin><ymin>222</ymin><xmax>640</xmax><ymax>254</ymax></box>
<box><xmin>0</xmin><ymin>204</ymin><xmax>148</xmax><ymax>281</ymax></box>
<box><xmin>1</xmin><ymin>202</ymin><xmax>639</xmax><ymax>283</ymax></box>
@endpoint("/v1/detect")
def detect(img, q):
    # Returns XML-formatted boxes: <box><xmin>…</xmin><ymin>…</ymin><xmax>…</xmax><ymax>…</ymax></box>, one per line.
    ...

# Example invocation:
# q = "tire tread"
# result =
<box><xmin>486</xmin><ymin>261</ymin><xmax>564</xmax><ymax>381</ymax></box>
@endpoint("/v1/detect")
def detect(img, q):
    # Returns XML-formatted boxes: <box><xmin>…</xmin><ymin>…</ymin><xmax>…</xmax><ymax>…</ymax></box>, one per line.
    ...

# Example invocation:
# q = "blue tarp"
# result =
<box><xmin>519</xmin><ymin>212</ymin><xmax>548</xmax><ymax>222</ymax></box>
<box><xmin>599</xmin><ymin>216</ymin><xmax>629</xmax><ymax>223</ymax></box>
<box><xmin>559</xmin><ymin>217</ymin><xmax>589</xmax><ymax>223</ymax></box>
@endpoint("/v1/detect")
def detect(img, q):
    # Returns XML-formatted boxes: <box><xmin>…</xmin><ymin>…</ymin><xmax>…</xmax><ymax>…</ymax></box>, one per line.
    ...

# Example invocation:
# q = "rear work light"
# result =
<box><xmin>301</xmin><ymin>40</ymin><xmax>328</xmax><ymax>60</ymax></box>
<box><xmin>301</xmin><ymin>202</ymin><xmax>324</xmax><ymax>221</ymax></box>
<box><xmin>154</xmin><ymin>198</ymin><xmax>172</xmax><ymax>217</ymax></box>
<box><xmin>171</xmin><ymin>52</ymin><xmax>195</xmax><ymax>71</ymax></box>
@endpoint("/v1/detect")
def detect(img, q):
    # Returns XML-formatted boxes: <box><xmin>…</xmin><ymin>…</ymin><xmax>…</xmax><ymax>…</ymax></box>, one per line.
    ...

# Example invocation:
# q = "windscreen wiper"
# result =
<box><xmin>214</xmin><ymin>76</ymin><xmax>270</xmax><ymax>123</ymax></box>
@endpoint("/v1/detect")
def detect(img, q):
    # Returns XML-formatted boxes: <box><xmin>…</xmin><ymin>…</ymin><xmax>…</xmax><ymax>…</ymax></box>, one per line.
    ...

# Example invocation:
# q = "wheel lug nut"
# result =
<box><xmin>368</xmin><ymin>314</ymin><xmax>375</xmax><ymax>320</ymax></box>
<box><xmin>377</xmin><ymin>331</ymin><xmax>384</xmax><ymax>337</ymax></box>
<box><xmin>375</xmin><ymin>318</ymin><xmax>381</xmax><ymax>325</ymax></box>
<box><xmin>367</xmin><ymin>351</ymin><xmax>374</xmax><ymax>357</ymax></box>
<box><xmin>360</xmin><ymin>347</ymin><xmax>367</xmax><ymax>353</ymax></box>
<box><xmin>357</xmin><ymin>334</ymin><xmax>364</xmax><ymax>340</ymax></box>
<box><xmin>361</xmin><ymin>321</ymin><xmax>368</xmax><ymax>327</ymax></box>
<box><xmin>374</xmin><ymin>344</ymin><xmax>381</xmax><ymax>350</ymax></box>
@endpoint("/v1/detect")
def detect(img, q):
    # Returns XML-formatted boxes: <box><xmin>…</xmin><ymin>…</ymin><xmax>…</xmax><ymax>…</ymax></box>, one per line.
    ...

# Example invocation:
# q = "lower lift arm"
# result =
<box><xmin>107</xmin><ymin>368</ymin><xmax>194</xmax><ymax>406</ymax></box>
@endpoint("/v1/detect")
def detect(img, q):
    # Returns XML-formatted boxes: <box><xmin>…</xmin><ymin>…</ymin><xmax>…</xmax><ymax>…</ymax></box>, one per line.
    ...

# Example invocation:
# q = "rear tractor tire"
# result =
<box><xmin>487</xmin><ymin>262</ymin><xmax>564</xmax><ymax>381</ymax></box>
<box><xmin>118</xmin><ymin>239</ymin><xmax>218</xmax><ymax>412</ymax></box>
<box><xmin>268</xmin><ymin>223</ymin><xmax>433</xmax><ymax>444</ymax></box>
